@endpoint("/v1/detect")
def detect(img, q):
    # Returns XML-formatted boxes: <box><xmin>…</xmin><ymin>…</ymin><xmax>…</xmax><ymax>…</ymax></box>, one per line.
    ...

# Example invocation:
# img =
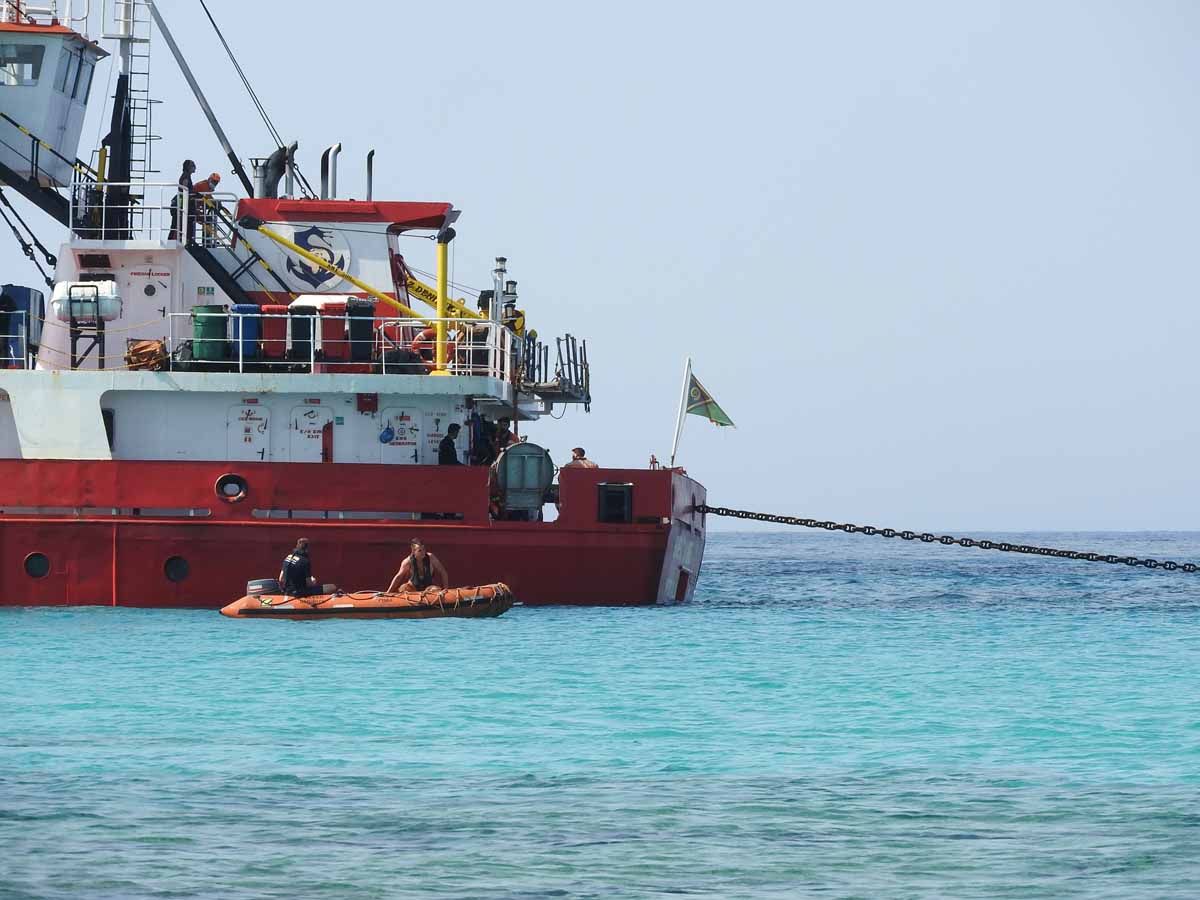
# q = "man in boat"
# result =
<box><xmin>279</xmin><ymin>537</ymin><xmax>319</xmax><ymax>597</ymax></box>
<box><xmin>386</xmin><ymin>539</ymin><xmax>449</xmax><ymax>593</ymax></box>
<box><xmin>438</xmin><ymin>423</ymin><xmax>463</xmax><ymax>465</ymax></box>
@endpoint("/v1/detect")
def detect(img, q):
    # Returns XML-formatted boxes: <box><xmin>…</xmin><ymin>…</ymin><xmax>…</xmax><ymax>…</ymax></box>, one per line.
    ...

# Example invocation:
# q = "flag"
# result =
<box><xmin>685</xmin><ymin>373</ymin><xmax>734</xmax><ymax>427</ymax></box>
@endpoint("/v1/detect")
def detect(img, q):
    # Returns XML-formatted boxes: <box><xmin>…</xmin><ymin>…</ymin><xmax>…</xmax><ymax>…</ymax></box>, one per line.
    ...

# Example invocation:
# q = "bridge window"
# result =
<box><xmin>0</xmin><ymin>44</ymin><xmax>45</xmax><ymax>86</ymax></box>
<box><xmin>54</xmin><ymin>47</ymin><xmax>77</xmax><ymax>93</ymax></box>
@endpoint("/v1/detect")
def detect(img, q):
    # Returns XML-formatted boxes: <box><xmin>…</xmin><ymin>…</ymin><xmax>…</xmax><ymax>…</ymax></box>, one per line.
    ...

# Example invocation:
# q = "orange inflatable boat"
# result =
<box><xmin>220</xmin><ymin>582</ymin><xmax>515</xmax><ymax>620</ymax></box>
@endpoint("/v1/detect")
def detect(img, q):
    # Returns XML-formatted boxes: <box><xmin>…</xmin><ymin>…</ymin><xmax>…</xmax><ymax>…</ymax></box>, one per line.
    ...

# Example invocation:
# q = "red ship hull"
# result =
<box><xmin>0</xmin><ymin>460</ymin><xmax>706</xmax><ymax>607</ymax></box>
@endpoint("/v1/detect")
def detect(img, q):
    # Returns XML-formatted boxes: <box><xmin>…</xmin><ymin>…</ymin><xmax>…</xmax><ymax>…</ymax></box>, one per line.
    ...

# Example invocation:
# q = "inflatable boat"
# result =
<box><xmin>220</xmin><ymin>581</ymin><xmax>515</xmax><ymax>620</ymax></box>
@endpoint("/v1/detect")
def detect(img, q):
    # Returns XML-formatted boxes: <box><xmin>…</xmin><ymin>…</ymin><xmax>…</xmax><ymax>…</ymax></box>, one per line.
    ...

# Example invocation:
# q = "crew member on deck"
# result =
<box><xmin>387</xmin><ymin>539</ymin><xmax>449</xmax><ymax>593</ymax></box>
<box><xmin>279</xmin><ymin>537</ymin><xmax>318</xmax><ymax>597</ymax></box>
<box><xmin>494</xmin><ymin>417</ymin><xmax>516</xmax><ymax>456</ymax></box>
<box><xmin>438</xmin><ymin>423</ymin><xmax>463</xmax><ymax>465</ymax></box>
<box><xmin>564</xmin><ymin>447</ymin><xmax>597</xmax><ymax>468</ymax></box>
<box><xmin>168</xmin><ymin>158</ymin><xmax>196</xmax><ymax>241</ymax></box>
<box><xmin>189</xmin><ymin>171</ymin><xmax>221</xmax><ymax>243</ymax></box>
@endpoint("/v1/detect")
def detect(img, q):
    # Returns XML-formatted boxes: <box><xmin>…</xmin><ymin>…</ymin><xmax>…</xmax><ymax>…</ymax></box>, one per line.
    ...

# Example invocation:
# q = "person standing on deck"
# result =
<box><xmin>168</xmin><ymin>159</ymin><xmax>195</xmax><ymax>241</ymax></box>
<box><xmin>438</xmin><ymin>423</ymin><xmax>463</xmax><ymax>465</ymax></box>
<box><xmin>493</xmin><ymin>417</ymin><xmax>516</xmax><ymax>457</ymax></box>
<box><xmin>387</xmin><ymin>539</ymin><xmax>449</xmax><ymax>593</ymax></box>
<box><xmin>564</xmin><ymin>447</ymin><xmax>597</xmax><ymax>469</ymax></box>
<box><xmin>189</xmin><ymin>172</ymin><xmax>222</xmax><ymax>244</ymax></box>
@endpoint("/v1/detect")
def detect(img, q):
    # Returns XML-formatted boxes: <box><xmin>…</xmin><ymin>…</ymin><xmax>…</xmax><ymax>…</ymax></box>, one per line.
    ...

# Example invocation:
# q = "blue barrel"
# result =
<box><xmin>230</xmin><ymin>303</ymin><xmax>261</xmax><ymax>361</ymax></box>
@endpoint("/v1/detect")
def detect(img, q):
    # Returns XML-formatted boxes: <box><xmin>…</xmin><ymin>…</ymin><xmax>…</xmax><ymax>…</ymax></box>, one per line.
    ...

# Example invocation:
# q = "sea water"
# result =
<box><xmin>2</xmin><ymin>532</ymin><xmax>1199</xmax><ymax>898</ymax></box>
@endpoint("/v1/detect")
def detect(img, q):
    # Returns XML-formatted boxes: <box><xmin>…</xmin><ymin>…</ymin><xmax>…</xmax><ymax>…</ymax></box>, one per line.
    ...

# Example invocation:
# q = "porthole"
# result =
<box><xmin>164</xmin><ymin>556</ymin><xmax>189</xmax><ymax>582</ymax></box>
<box><xmin>24</xmin><ymin>552</ymin><xmax>49</xmax><ymax>578</ymax></box>
<box><xmin>215</xmin><ymin>473</ymin><xmax>248</xmax><ymax>503</ymax></box>
<box><xmin>143</xmin><ymin>283</ymin><xmax>156</xmax><ymax>297</ymax></box>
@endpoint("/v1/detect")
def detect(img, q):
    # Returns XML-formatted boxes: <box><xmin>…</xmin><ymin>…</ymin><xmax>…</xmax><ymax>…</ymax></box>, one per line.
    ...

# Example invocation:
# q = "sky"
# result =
<box><xmin>3</xmin><ymin>1</ymin><xmax>1199</xmax><ymax>531</ymax></box>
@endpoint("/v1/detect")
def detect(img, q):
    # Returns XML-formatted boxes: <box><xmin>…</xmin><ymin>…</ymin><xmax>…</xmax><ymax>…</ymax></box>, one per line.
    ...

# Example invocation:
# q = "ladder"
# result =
<box><xmin>104</xmin><ymin>0</ymin><xmax>159</xmax><ymax>184</ymax></box>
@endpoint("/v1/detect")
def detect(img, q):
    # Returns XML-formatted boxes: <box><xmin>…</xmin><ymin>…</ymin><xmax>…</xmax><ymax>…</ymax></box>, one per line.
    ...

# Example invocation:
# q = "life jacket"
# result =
<box><xmin>409</xmin><ymin>553</ymin><xmax>434</xmax><ymax>590</ymax></box>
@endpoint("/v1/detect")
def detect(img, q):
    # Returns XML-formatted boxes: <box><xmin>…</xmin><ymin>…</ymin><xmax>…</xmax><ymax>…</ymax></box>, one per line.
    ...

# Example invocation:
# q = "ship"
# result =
<box><xmin>0</xmin><ymin>0</ymin><xmax>707</xmax><ymax>608</ymax></box>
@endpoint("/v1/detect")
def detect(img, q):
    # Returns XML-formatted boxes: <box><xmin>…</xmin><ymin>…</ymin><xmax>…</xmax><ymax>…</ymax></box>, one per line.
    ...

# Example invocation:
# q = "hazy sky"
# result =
<box><xmin>4</xmin><ymin>1</ymin><xmax>1199</xmax><ymax>531</ymax></box>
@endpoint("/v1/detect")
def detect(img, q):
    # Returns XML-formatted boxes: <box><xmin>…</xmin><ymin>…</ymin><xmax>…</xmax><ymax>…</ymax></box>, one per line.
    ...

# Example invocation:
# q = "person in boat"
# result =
<box><xmin>438</xmin><ymin>423</ymin><xmax>463</xmax><ymax>465</ymax></box>
<box><xmin>564</xmin><ymin>447</ymin><xmax>597</xmax><ymax>469</ymax></box>
<box><xmin>278</xmin><ymin>537</ymin><xmax>319</xmax><ymax>597</ymax></box>
<box><xmin>387</xmin><ymin>539</ymin><xmax>449</xmax><ymax>593</ymax></box>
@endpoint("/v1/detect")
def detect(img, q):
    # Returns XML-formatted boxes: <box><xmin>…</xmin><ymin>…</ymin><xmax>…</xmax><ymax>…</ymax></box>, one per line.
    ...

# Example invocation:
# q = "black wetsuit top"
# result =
<box><xmin>281</xmin><ymin>551</ymin><xmax>313</xmax><ymax>596</ymax></box>
<box><xmin>408</xmin><ymin>554</ymin><xmax>434</xmax><ymax>590</ymax></box>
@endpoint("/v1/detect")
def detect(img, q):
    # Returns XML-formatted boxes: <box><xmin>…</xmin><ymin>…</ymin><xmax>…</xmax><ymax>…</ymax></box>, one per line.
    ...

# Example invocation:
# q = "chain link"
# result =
<box><xmin>697</xmin><ymin>506</ymin><xmax>1198</xmax><ymax>574</ymax></box>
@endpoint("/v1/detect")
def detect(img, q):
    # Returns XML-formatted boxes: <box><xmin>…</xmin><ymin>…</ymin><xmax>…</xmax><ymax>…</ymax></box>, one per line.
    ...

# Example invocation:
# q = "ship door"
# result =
<box><xmin>227</xmin><ymin>404</ymin><xmax>270</xmax><ymax>461</ymax></box>
<box><xmin>289</xmin><ymin>405</ymin><xmax>334</xmax><ymax>462</ymax></box>
<box><xmin>379</xmin><ymin>407</ymin><xmax>421</xmax><ymax>464</ymax></box>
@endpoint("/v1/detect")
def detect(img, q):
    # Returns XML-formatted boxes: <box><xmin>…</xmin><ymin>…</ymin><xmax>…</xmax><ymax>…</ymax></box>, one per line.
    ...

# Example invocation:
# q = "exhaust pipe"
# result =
<box><xmin>320</xmin><ymin>142</ymin><xmax>342</xmax><ymax>199</ymax></box>
<box><xmin>366</xmin><ymin>149</ymin><xmax>375</xmax><ymax>201</ymax></box>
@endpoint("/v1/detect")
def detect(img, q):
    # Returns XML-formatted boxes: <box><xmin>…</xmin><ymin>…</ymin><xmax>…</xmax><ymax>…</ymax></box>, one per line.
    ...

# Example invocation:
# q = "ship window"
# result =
<box><xmin>101</xmin><ymin>409</ymin><xmax>115</xmax><ymax>451</ymax></box>
<box><xmin>597</xmin><ymin>483</ymin><xmax>634</xmax><ymax>524</ymax></box>
<box><xmin>23</xmin><ymin>552</ymin><xmax>49</xmax><ymax>578</ymax></box>
<box><xmin>74</xmin><ymin>57</ymin><xmax>94</xmax><ymax>102</ymax></box>
<box><xmin>53</xmin><ymin>48</ymin><xmax>74</xmax><ymax>93</ymax></box>
<box><xmin>163</xmin><ymin>556</ymin><xmax>189</xmax><ymax>582</ymax></box>
<box><xmin>0</xmin><ymin>44</ymin><xmax>45</xmax><ymax>86</ymax></box>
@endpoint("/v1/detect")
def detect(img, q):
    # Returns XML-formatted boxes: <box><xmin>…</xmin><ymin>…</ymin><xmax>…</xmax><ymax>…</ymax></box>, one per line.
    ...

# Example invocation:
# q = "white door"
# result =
<box><xmin>227</xmin><ymin>404</ymin><xmax>271</xmax><ymax>461</ymax></box>
<box><xmin>289</xmin><ymin>405</ymin><xmax>333</xmax><ymax>462</ymax></box>
<box><xmin>422</xmin><ymin>407</ymin><xmax>467</xmax><ymax>464</ymax></box>
<box><xmin>379</xmin><ymin>407</ymin><xmax>421</xmax><ymax>464</ymax></box>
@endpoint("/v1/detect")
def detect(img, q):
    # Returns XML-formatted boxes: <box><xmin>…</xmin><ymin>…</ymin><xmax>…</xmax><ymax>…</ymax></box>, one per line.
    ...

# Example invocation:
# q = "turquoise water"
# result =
<box><xmin>3</xmin><ymin>532</ymin><xmax>1200</xmax><ymax>898</ymax></box>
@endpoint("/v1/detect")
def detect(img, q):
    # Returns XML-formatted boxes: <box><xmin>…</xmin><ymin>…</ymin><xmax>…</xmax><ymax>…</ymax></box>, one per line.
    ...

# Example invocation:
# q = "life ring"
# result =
<box><xmin>410</xmin><ymin>327</ymin><xmax>457</xmax><ymax>372</ymax></box>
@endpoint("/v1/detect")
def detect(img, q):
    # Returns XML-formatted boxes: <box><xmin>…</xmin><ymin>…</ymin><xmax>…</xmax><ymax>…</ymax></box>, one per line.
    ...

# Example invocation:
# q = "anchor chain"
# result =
<box><xmin>697</xmin><ymin>506</ymin><xmax>1199</xmax><ymax>574</ymax></box>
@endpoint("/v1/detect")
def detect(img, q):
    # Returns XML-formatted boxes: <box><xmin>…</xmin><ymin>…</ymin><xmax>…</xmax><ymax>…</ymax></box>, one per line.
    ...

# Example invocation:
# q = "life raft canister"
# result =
<box><xmin>410</xmin><ymin>327</ymin><xmax>456</xmax><ymax>371</ymax></box>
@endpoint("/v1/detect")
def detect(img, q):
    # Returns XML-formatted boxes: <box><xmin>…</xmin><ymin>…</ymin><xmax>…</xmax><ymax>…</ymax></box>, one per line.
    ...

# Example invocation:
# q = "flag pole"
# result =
<box><xmin>669</xmin><ymin>356</ymin><xmax>692</xmax><ymax>467</ymax></box>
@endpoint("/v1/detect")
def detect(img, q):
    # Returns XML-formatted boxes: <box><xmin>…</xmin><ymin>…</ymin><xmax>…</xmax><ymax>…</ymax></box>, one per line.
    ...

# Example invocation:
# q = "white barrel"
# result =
<box><xmin>51</xmin><ymin>280</ymin><xmax>123</xmax><ymax>322</ymax></box>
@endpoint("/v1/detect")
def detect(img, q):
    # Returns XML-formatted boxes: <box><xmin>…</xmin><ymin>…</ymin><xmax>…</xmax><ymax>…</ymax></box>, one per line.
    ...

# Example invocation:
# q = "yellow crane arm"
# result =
<box><xmin>404</xmin><ymin>274</ymin><xmax>483</xmax><ymax>321</ymax></box>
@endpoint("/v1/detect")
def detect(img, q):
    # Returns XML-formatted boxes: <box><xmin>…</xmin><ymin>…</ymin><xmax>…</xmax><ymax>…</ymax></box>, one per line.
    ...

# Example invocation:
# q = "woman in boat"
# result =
<box><xmin>387</xmin><ymin>538</ymin><xmax>449</xmax><ymax>593</ymax></box>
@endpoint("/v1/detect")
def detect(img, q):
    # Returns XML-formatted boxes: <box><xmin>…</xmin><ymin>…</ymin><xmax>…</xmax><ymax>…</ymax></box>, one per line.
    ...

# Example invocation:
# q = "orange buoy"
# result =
<box><xmin>220</xmin><ymin>583</ymin><xmax>514</xmax><ymax>620</ymax></box>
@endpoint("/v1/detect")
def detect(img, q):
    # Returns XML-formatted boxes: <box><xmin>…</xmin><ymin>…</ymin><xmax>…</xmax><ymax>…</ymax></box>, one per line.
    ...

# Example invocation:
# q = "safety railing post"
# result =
<box><xmin>237</xmin><ymin>313</ymin><xmax>243</xmax><ymax>373</ymax></box>
<box><xmin>310</xmin><ymin>315</ymin><xmax>315</xmax><ymax>373</ymax></box>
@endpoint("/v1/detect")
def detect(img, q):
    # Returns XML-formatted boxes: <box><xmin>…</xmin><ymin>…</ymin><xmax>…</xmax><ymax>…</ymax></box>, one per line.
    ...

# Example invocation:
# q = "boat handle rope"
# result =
<box><xmin>697</xmin><ymin>505</ymin><xmax>1200</xmax><ymax>574</ymax></box>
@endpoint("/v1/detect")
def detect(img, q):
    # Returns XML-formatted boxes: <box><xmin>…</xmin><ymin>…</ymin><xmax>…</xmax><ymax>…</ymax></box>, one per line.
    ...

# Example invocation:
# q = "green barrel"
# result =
<box><xmin>191</xmin><ymin>304</ymin><xmax>229</xmax><ymax>361</ymax></box>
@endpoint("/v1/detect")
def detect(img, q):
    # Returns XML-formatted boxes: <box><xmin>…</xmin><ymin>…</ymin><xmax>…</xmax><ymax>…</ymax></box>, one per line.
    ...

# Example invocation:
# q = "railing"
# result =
<box><xmin>0</xmin><ymin>310</ymin><xmax>29</xmax><ymax>370</ymax></box>
<box><xmin>69</xmin><ymin>180</ymin><xmax>187</xmax><ymax>241</ymax></box>
<box><xmin>3</xmin><ymin>0</ymin><xmax>58</xmax><ymax>26</ymax></box>
<box><xmin>0</xmin><ymin>112</ymin><xmax>98</xmax><ymax>192</ymax></box>
<box><xmin>163</xmin><ymin>311</ymin><xmax>517</xmax><ymax>381</ymax></box>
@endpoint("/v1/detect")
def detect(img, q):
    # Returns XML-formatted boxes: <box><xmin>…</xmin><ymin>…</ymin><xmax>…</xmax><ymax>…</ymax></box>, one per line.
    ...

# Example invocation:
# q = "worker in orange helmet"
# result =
<box><xmin>189</xmin><ymin>171</ymin><xmax>222</xmax><ymax>244</ymax></box>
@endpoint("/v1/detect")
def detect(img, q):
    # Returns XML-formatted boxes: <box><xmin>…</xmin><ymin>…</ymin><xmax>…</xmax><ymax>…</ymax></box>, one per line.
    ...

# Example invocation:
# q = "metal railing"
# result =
<box><xmin>69</xmin><ymin>180</ymin><xmax>186</xmax><ymax>241</ymax></box>
<box><xmin>163</xmin><ymin>311</ymin><xmax>517</xmax><ymax>380</ymax></box>
<box><xmin>3</xmin><ymin>1</ymin><xmax>58</xmax><ymax>25</ymax></box>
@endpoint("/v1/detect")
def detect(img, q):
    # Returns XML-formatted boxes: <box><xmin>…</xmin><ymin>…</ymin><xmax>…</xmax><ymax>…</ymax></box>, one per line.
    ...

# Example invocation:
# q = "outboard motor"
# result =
<box><xmin>246</xmin><ymin>578</ymin><xmax>281</xmax><ymax>597</ymax></box>
<box><xmin>495</xmin><ymin>442</ymin><xmax>555</xmax><ymax>521</ymax></box>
